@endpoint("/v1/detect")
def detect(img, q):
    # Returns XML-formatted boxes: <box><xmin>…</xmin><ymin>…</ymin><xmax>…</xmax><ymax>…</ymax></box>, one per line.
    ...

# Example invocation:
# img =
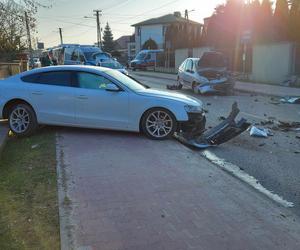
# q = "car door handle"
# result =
<box><xmin>32</xmin><ymin>91</ymin><xmax>43</xmax><ymax>95</ymax></box>
<box><xmin>77</xmin><ymin>95</ymin><xmax>88</xmax><ymax>100</ymax></box>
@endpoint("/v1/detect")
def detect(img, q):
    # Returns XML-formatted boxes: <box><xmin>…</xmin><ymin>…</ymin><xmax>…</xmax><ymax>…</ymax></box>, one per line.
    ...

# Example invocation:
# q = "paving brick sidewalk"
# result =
<box><xmin>57</xmin><ymin>129</ymin><xmax>300</xmax><ymax>250</ymax></box>
<box><xmin>131</xmin><ymin>71</ymin><xmax>300</xmax><ymax>97</ymax></box>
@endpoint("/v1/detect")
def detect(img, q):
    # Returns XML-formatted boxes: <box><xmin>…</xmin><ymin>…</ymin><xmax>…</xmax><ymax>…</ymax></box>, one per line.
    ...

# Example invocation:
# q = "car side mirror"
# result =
<box><xmin>105</xmin><ymin>83</ymin><xmax>121</xmax><ymax>92</ymax></box>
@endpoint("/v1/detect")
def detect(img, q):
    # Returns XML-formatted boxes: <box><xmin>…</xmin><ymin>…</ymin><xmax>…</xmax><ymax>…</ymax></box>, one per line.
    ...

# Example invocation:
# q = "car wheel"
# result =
<box><xmin>142</xmin><ymin>108</ymin><xmax>177</xmax><ymax>140</ymax></box>
<box><xmin>192</xmin><ymin>82</ymin><xmax>200</xmax><ymax>94</ymax></box>
<box><xmin>176</xmin><ymin>77</ymin><xmax>183</xmax><ymax>89</ymax></box>
<box><xmin>8</xmin><ymin>103</ymin><xmax>38</xmax><ymax>137</ymax></box>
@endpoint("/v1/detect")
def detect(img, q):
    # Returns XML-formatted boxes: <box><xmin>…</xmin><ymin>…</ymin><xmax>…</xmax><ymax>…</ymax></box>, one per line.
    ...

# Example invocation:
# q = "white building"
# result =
<box><xmin>132</xmin><ymin>12</ymin><xmax>202</xmax><ymax>53</ymax></box>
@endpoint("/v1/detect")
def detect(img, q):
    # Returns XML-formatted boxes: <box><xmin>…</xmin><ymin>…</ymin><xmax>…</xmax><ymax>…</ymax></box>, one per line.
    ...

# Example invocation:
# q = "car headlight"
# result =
<box><xmin>184</xmin><ymin>105</ymin><xmax>203</xmax><ymax>113</ymax></box>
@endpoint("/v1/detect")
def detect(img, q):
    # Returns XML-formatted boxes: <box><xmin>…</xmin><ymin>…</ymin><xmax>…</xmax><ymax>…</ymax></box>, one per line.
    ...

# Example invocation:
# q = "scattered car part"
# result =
<box><xmin>280</xmin><ymin>97</ymin><xmax>300</xmax><ymax>104</ymax></box>
<box><xmin>175</xmin><ymin>102</ymin><xmax>250</xmax><ymax>148</ymax></box>
<box><xmin>250</xmin><ymin>126</ymin><xmax>270</xmax><ymax>138</ymax></box>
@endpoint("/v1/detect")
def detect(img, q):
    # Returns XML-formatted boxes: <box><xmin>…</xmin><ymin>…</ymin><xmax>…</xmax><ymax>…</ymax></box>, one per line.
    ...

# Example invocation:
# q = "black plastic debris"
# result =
<box><xmin>166</xmin><ymin>84</ymin><xmax>181</xmax><ymax>90</ymax></box>
<box><xmin>175</xmin><ymin>102</ymin><xmax>250</xmax><ymax>148</ymax></box>
<box><xmin>274</xmin><ymin>121</ymin><xmax>300</xmax><ymax>132</ymax></box>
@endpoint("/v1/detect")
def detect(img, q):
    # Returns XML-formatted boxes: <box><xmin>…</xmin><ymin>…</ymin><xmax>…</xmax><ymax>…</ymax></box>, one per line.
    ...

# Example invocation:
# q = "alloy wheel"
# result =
<box><xmin>145</xmin><ymin>110</ymin><xmax>173</xmax><ymax>138</ymax></box>
<box><xmin>9</xmin><ymin>107</ymin><xmax>30</xmax><ymax>133</ymax></box>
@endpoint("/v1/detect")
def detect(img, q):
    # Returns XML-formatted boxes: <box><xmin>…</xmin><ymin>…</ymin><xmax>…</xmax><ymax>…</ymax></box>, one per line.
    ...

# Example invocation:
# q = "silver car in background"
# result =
<box><xmin>177</xmin><ymin>52</ymin><xmax>235</xmax><ymax>94</ymax></box>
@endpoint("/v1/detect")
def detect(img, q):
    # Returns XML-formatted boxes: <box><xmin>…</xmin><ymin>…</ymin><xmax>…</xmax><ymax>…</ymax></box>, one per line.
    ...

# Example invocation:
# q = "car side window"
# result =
<box><xmin>71</xmin><ymin>50</ymin><xmax>78</xmax><ymax>61</ymax></box>
<box><xmin>185</xmin><ymin>60</ymin><xmax>192</xmax><ymax>72</ymax></box>
<box><xmin>37</xmin><ymin>72</ymin><xmax>72</xmax><ymax>86</ymax></box>
<box><xmin>180</xmin><ymin>60</ymin><xmax>186</xmax><ymax>71</ymax></box>
<box><xmin>77</xmin><ymin>72</ymin><xmax>114</xmax><ymax>90</ymax></box>
<box><xmin>21</xmin><ymin>71</ymin><xmax>72</xmax><ymax>86</ymax></box>
<box><xmin>145</xmin><ymin>54</ymin><xmax>151</xmax><ymax>60</ymax></box>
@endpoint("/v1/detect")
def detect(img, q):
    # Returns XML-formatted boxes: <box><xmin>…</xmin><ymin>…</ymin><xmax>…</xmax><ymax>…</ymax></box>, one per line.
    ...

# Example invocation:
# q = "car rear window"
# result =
<box><xmin>21</xmin><ymin>71</ymin><xmax>72</xmax><ymax>86</ymax></box>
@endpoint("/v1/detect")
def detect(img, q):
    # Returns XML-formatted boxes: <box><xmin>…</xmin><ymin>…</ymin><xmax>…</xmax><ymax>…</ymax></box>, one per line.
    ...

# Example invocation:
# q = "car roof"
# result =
<box><xmin>18</xmin><ymin>65</ymin><xmax>112</xmax><ymax>78</ymax></box>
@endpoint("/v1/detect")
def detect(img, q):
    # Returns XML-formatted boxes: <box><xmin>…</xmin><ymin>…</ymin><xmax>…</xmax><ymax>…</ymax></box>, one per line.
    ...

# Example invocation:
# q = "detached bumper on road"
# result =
<box><xmin>175</xmin><ymin>102</ymin><xmax>250</xmax><ymax>148</ymax></box>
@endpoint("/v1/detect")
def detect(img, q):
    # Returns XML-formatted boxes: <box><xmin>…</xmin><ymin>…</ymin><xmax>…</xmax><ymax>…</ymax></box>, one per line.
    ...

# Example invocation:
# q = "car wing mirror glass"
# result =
<box><xmin>105</xmin><ymin>83</ymin><xmax>120</xmax><ymax>92</ymax></box>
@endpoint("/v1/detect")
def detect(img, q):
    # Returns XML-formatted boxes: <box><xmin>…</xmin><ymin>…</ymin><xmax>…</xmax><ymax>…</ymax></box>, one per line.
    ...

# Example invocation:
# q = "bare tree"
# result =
<box><xmin>0</xmin><ymin>0</ymin><xmax>49</xmax><ymax>60</ymax></box>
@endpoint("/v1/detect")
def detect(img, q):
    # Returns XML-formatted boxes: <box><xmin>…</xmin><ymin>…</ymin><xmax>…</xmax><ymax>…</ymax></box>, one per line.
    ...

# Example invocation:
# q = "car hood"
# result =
<box><xmin>135</xmin><ymin>88</ymin><xmax>202</xmax><ymax>107</ymax></box>
<box><xmin>131</xmin><ymin>59</ymin><xmax>142</xmax><ymax>64</ymax></box>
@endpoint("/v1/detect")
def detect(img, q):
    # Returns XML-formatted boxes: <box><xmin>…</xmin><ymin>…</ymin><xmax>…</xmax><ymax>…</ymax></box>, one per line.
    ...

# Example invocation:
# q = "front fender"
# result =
<box><xmin>128</xmin><ymin>95</ymin><xmax>189</xmax><ymax>131</ymax></box>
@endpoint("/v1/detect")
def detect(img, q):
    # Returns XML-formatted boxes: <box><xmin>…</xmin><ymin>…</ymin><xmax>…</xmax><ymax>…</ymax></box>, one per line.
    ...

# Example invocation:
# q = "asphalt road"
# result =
<box><xmin>131</xmin><ymin>72</ymin><xmax>300</xmax><ymax>216</ymax></box>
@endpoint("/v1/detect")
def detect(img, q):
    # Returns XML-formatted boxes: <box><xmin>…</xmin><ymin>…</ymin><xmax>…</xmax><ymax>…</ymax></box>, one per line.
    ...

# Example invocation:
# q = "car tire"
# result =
<box><xmin>8</xmin><ymin>103</ymin><xmax>38</xmax><ymax>137</ymax></box>
<box><xmin>192</xmin><ymin>82</ymin><xmax>200</xmax><ymax>94</ymax></box>
<box><xmin>142</xmin><ymin>108</ymin><xmax>177</xmax><ymax>140</ymax></box>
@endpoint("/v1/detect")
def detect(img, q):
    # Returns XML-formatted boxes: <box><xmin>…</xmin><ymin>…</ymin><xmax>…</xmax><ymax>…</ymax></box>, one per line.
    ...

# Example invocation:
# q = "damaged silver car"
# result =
<box><xmin>176</xmin><ymin>51</ymin><xmax>235</xmax><ymax>94</ymax></box>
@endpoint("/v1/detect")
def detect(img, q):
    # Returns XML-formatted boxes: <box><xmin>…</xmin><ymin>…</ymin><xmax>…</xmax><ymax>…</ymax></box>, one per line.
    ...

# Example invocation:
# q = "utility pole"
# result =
<box><xmin>25</xmin><ymin>11</ymin><xmax>33</xmax><ymax>67</ymax></box>
<box><xmin>59</xmin><ymin>27</ymin><xmax>63</xmax><ymax>45</ymax></box>
<box><xmin>93</xmin><ymin>10</ymin><xmax>102</xmax><ymax>48</ymax></box>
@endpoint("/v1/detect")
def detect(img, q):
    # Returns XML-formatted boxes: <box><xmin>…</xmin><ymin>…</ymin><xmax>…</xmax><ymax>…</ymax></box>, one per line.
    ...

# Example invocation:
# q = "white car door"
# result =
<box><xmin>182</xmin><ymin>59</ymin><xmax>194</xmax><ymax>87</ymax></box>
<box><xmin>23</xmin><ymin>71</ymin><xmax>76</xmax><ymax>125</ymax></box>
<box><xmin>74</xmin><ymin>71</ymin><xmax>129</xmax><ymax>129</ymax></box>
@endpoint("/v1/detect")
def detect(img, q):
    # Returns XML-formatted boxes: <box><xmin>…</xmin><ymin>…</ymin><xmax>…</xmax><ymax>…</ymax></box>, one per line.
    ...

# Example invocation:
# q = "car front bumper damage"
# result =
<box><xmin>175</xmin><ymin>102</ymin><xmax>250</xmax><ymax>148</ymax></box>
<box><xmin>198</xmin><ymin>78</ymin><xmax>234</xmax><ymax>94</ymax></box>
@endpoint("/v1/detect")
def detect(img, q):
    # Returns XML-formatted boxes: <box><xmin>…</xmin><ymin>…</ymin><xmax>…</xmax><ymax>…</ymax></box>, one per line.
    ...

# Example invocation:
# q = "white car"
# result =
<box><xmin>0</xmin><ymin>65</ymin><xmax>205</xmax><ymax>139</ymax></box>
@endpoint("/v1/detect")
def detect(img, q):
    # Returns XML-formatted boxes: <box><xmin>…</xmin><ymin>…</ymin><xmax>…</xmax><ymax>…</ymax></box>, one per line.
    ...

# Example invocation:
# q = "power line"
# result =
<box><xmin>110</xmin><ymin>0</ymin><xmax>181</xmax><ymax>24</ymax></box>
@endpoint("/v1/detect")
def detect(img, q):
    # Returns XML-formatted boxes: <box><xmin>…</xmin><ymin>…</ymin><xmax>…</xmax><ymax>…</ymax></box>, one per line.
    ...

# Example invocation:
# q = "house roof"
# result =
<box><xmin>132</xmin><ymin>13</ymin><xmax>202</xmax><ymax>27</ymax></box>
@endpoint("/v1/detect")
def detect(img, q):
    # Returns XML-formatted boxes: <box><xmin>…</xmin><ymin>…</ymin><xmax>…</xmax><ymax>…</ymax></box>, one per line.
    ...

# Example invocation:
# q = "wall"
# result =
<box><xmin>175</xmin><ymin>49</ymin><xmax>189</xmax><ymax>70</ymax></box>
<box><xmin>175</xmin><ymin>47</ymin><xmax>212</xmax><ymax>70</ymax></box>
<box><xmin>192</xmin><ymin>47</ymin><xmax>212</xmax><ymax>58</ymax></box>
<box><xmin>135</xmin><ymin>25</ymin><xmax>163</xmax><ymax>53</ymax></box>
<box><xmin>251</xmin><ymin>42</ymin><xmax>294</xmax><ymax>84</ymax></box>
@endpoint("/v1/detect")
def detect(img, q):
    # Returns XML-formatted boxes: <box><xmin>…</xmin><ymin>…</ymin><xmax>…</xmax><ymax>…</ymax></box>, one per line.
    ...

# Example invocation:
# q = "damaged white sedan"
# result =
<box><xmin>0</xmin><ymin>65</ymin><xmax>249</xmax><ymax>147</ymax></box>
<box><xmin>176</xmin><ymin>51</ymin><xmax>235</xmax><ymax>94</ymax></box>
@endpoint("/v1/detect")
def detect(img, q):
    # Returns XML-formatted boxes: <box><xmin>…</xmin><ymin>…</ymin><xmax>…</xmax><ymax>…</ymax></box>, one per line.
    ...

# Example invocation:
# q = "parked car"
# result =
<box><xmin>177</xmin><ymin>52</ymin><xmax>235</xmax><ymax>94</ymax></box>
<box><xmin>0</xmin><ymin>65</ymin><xmax>205</xmax><ymax>140</ymax></box>
<box><xmin>51</xmin><ymin>44</ymin><xmax>103</xmax><ymax>66</ymax></box>
<box><xmin>32</xmin><ymin>58</ymin><xmax>41</xmax><ymax>68</ymax></box>
<box><xmin>97</xmin><ymin>59</ymin><xmax>129</xmax><ymax>75</ymax></box>
<box><xmin>130</xmin><ymin>49</ymin><xmax>163</xmax><ymax>70</ymax></box>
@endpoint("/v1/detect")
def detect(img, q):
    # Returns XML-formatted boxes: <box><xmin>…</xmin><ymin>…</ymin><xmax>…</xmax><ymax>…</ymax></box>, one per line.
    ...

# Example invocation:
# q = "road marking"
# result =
<box><xmin>201</xmin><ymin>150</ymin><xmax>294</xmax><ymax>208</ymax></box>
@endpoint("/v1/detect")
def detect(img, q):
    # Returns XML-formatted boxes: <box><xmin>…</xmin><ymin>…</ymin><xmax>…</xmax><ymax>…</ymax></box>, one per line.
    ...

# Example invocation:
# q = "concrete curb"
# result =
<box><xmin>132</xmin><ymin>72</ymin><xmax>300</xmax><ymax>97</ymax></box>
<box><xmin>0</xmin><ymin>121</ymin><xmax>9</xmax><ymax>158</ymax></box>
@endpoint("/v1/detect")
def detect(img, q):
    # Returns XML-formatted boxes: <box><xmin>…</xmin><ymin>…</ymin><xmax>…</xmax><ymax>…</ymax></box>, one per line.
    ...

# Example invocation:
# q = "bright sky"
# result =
<box><xmin>36</xmin><ymin>0</ymin><xmax>225</xmax><ymax>48</ymax></box>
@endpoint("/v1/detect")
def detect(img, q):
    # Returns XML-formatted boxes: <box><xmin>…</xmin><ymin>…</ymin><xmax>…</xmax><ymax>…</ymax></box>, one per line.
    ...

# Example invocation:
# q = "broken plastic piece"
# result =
<box><xmin>280</xmin><ymin>97</ymin><xmax>300</xmax><ymax>104</ymax></box>
<box><xmin>250</xmin><ymin>126</ymin><xmax>267</xmax><ymax>137</ymax></box>
<box><xmin>175</xmin><ymin>102</ymin><xmax>250</xmax><ymax>148</ymax></box>
<box><xmin>250</xmin><ymin>126</ymin><xmax>273</xmax><ymax>137</ymax></box>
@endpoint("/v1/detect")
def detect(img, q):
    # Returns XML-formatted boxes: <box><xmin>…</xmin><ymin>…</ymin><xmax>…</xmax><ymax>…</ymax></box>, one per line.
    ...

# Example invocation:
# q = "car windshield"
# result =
<box><xmin>104</xmin><ymin>69</ymin><xmax>146</xmax><ymax>91</ymax></box>
<box><xmin>83</xmin><ymin>52</ymin><xmax>95</xmax><ymax>61</ymax></box>
<box><xmin>100</xmin><ymin>61</ymin><xmax>124</xmax><ymax>69</ymax></box>
<box><xmin>198</xmin><ymin>53</ymin><xmax>227</xmax><ymax>68</ymax></box>
<box><xmin>135</xmin><ymin>52</ymin><xmax>147</xmax><ymax>60</ymax></box>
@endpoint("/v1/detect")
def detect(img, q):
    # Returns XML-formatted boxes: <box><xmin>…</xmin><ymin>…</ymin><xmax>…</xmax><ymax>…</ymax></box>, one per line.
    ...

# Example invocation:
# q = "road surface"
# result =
<box><xmin>131</xmin><ymin>72</ymin><xmax>300</xmax><ymax>216</ymax></box>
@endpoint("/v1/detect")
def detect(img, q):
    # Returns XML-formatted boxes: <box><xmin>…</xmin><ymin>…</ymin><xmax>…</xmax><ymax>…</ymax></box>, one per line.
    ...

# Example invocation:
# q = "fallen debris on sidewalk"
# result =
<box><xmin>280</xmin><ymin>97</ymin><xmax>300</xmax><ymax>104</ymax></box>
